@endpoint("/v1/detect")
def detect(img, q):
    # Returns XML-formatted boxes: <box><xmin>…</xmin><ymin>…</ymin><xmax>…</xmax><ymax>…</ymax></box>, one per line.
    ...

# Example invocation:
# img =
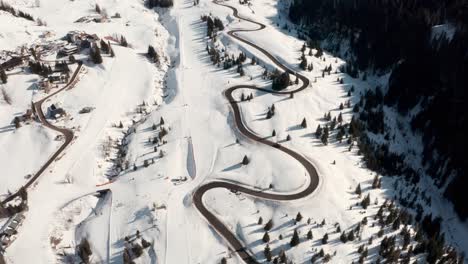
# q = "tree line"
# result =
<box><xmin>0</xmin><ymin>1</ymin><xmax>34</xmax><ymax>21</ymax></box>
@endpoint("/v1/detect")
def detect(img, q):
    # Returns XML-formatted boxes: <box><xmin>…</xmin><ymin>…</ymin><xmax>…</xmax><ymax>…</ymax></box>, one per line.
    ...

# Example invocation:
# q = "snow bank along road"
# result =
<box><xmin>193</xmin><ymin>1</ymin><xmax>319</xmax><ymax>263</ymax></box>
<box><xmin>1</xmin><ymin>62</ymin><xmax>83</xmax><ymax>205</ymax></box>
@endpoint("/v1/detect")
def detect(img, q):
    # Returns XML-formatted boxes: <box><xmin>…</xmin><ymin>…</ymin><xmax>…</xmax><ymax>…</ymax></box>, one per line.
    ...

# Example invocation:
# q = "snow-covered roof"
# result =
<box><xmin>49</xmin><ymin>72</ymin><xmax>63</xmax><ymax>78</ymax></box>
<box><xmin>63</xmin><ymin>44</ymin><xmax>78</xmax><ymax>51</ymax></box>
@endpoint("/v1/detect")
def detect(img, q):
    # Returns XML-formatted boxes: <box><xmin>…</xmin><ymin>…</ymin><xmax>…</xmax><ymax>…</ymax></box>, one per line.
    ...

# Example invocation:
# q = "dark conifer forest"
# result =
<box><xmin>289</xmin><ymin>0</ymin><xmax>468</xmax><ymax>220</ymax></box>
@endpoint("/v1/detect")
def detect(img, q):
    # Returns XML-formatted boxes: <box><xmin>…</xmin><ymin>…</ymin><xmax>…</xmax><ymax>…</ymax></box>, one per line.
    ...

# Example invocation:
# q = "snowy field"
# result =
<box><xmin>0</xmin><ymin>0</ymin><xmax>467</xmax><ymax>263</ymax></box>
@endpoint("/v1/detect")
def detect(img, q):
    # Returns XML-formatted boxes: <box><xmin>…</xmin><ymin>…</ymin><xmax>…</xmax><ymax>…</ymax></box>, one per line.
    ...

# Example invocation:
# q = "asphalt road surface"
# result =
<box><xmin>193</xmin><ymin>2</ymin><xmax>319</xmax><ymax>263</ymax></box>
<box><xmin>1</xmin><ymin>62</ymin><xmax>82</xmax><ymax>205</ymax></box>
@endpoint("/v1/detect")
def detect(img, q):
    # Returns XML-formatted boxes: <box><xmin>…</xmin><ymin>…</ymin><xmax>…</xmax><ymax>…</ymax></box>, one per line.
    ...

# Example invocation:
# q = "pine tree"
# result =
<box><xmin>296</xmin><ymin>212</ymin><xmax>303</xmax><ymax>222</ymax></box>
<box><xmin>141</xmin><ymin>238</ymin><xmax>151</xmax><ymax>248</ymax></box>
<box><xmin>301</xmin><ymin>118</ymin><xmax>307</xmax><ymax>128</ymax></box>
<box><xmin>321</xmin><ymin>130</ymin><xmax>328</xmax><ymax>145</ymax></box>
<box><xmin>299</xmin><ymin>54</ymin><xmax>307</xmax><ymax>70</ymax></box>
<box><xmin>132</xmin><ymin>243</ymin><xmax>144</xmax><ymax>257</ymax></box>
<box><xmin>220</xmin><ymin>257</ymin><xmax>227</xmax><ymax>264</ymax></box>
<box><xmin>290</xmin><ymin>229</ymin><xmax>300</xmax><ymax>247</ymax></box>
<box><xmin>147</xmin><ymin>45</ymin><xmax>159</xmax><ymax>62</ymax></box>
<box><xmin>251</xmin><ymin>56</ymin><xmax>257</xmax><ymax>65</ymax></box>
<box><xmin>242</xmin><ymin>155</ymin><xmax>249</xmax><ymax>165</ymax></box>
<box><xmin>258</xmin><ymin>216</ymin><xmax>263</xmax><ymax>225</ymax></box>
<box><xmin>264</xmin><ymin>244</ymin><xmax>272</xmax><ymax>261</ymax></box>
<box><xmin>355</xmin><ymin>184</ymin><xmax>362</xmax><ymax>195</ymax></box>
<box><xmin>361</xmin><ymin>194</ymin><xmax>371</xmax><ymax>209</ymax></box>
<box><xmin>90</xmin><ymin>44</ymin><xmax>103</xmax><ymax>64</ymax></box>
<box><xmin>0</xmin><ymin>68</ymin><xmax>7</xmax><ymax>83</ymax></box>
<box><xmin>100</xmin><ymin>39</ymin><xmax>109</xmax><ymax>53</ymax></box>
<box><xmin>272</xmin><ymin>129</ymin><xmax>276</xmax><ymax>137</ymax></box>
<box><xmin>307</xmin><ymin>230</ymin><xmax>313</xmax><ymax>240</ymax></box>
<box><xmin>95</xmin><ymin>3</ymin><xmax>101</xmax><ymax>13</ymax></box>
<box><xmin>279</xmin><ymin>250</ymin><xmax>287</xmax><ymax>263</ymax></box>
<box><xmin>160</xmin><ymin>117</ymin><xmax>165</xmax><ymax>125</ymax></box>
<box><xmin>14</xmin><ymin>117</ymin><xmax>21</xmax><ymax>129</ymax></box>
<box><xmin>264</xmin><ymin>219</ymin><xmax>273</xmax><ymax>231</ymax></box>
<box><xmin>315</xmin><ymin>124</ymin><xmax>322</xmax><ymax>138</ymax></box>
<box><xmin>340</xmin><ymin>231</ymin><xmax>348</xmax><ymax>243</ymax></box>
<box><xmin>262</xmin><ymin>231</ymin><xmax>270</xmax><ymax>243</ymax></box>
<box><xmin>372</xmin><ymin>175</ymin><xmax>380</xmax><ymax>189</ymax></box>
<box><xmin>322</xmin><ymin>233</ymin><xmax>329</xmax><ymax>244</ymax></box>
<box><xmin>338</xmin><ymin>112</ymin><xmax>343</xmax><ymax>123</ymax></box>
<box><xmin>120</xmin><ymin>36</ymin><xmax>128</xmax><ymax>47</ymax></box>
<box><xmin>286</xmin><ymin>134</ymin><xmax>291</xmax><ymax>141</ymax></box>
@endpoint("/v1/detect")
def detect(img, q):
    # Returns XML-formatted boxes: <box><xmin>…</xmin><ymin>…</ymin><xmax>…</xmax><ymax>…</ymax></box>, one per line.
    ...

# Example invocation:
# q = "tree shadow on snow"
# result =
<box><xmin>222</xmin><ymin>163</ymin><xmax>243</xmax><ymax>172</ymax></box>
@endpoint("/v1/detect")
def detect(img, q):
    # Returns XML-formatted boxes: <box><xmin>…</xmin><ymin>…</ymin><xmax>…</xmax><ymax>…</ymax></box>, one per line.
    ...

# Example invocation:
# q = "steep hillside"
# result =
<box><xmin>289</xmin><ymin>0</ymin><xmax>468</xmax><ymax>220</ymax></box>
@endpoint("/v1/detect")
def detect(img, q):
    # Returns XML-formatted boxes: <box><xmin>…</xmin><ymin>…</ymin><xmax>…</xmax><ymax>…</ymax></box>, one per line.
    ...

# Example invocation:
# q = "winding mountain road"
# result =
<box><xmin>193</xmin><ymin>2</ymin><xmax>319</xmax><ymax>263</ymax></box>
<box><xmin>1</xmin><ymin>62</ymin><xmax>82</xmax><ymax>205</ymax></box>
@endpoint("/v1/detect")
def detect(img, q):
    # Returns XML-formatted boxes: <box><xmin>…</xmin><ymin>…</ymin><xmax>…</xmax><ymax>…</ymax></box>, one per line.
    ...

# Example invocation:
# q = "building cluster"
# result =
<box><xmin>0</xmin><ymin>213</ymin><xmax>25</xmax><ymax>253</ymax></box>
<box><xmin>60</xmin><ymin>31</ymin><xmax>100</xmax><ymax>56</ymax></box>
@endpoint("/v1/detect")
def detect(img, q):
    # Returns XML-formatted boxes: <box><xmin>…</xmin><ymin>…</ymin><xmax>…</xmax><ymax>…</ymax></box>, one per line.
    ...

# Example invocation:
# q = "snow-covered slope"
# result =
<box><xmin>1</xmin><ymin>0</ymin><xmax>466</xmax><ymax>263</ymax></box>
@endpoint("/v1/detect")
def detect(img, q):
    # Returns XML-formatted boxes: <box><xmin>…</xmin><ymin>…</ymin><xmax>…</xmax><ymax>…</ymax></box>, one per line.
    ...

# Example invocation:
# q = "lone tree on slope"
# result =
<box><xmin>322</xmin><ymin>233</ymin><xmax>329</xmax><ymax>244</ymax></box>
<box><xmin>147</xmin><ymin>45</ymin><xmax>159</xmax><ymax>63</ymax></box>
<box><xmin>296</xmin><ymin>212</ymin><xmax>303</xmax><ymax>222</ymax></box>
<box><xmin>264</xmin><ymin>219</ymin><xmax>273</xmax><ymax>231</ymax></box>
<box><xmin>301</xmin><ymin>118</ymin><xmax>307</xmax><ymax>128</ymax></box>
<box><xmin>262</xmin><ymin>231</ymin><xmax>270</xmax><ymax>243</ymax></box>
<box><xmin>290</xmin><ymin>229</ymin><xmax>300</xmax><ymax>247</ymax></box>
<box><xmin>242</xmin><ymin>155</ymin><xmax>249</xmax><ymax>165</ymax></box>
<box><xmin>355</xmin><ymin>183</ymin><xmax>362</xmax><ymax>196</ymax></box>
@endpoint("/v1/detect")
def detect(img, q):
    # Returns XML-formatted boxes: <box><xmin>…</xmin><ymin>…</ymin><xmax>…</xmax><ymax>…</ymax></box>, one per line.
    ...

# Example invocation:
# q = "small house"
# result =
<box><xmin>65</xmin><ymin>31</ymin><xmax>83</xmax><ymax>43</ymax></box>
<box><xmin>47</xmin><ymin>104</ymin><xmax>66</xmax><ymax>119</ymax></box>
<box><xmin>36</xmin><ymin>78</ymin><xmax>51</xmax><ymax>92</ymax></box>
<box><xmin>48</xmin><ymin>72</ymin><xmax>68</xmax><ymax>83</ymax></box>
<box><xmin>53</xmin><ymin>61</ymin><xmax>70</xmax><ymax>73</ymax></box>
<box><xmin>59</xmin><ymin>44</ymin><xmax>78</xmax><ymax>56</ymax></box>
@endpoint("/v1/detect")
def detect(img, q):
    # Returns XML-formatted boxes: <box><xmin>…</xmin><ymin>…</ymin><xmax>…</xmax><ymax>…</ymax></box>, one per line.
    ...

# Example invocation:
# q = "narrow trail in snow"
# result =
<box><xmin>193</xmin><ymin>1</ymin><xmax>319</xmax><ymax>263</ymax></box>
